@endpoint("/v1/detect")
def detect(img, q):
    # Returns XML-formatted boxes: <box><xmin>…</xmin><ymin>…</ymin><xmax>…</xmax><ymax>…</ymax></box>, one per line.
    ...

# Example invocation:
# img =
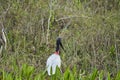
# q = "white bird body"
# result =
<box><xmin>46</xmin><ymin>52</ymin><xmax>61</xmax><ymax>75</ymax></box>
<box><xmin>46</xmin><ymin>38</ymin><xmax>64</xmax><ymax>76</ymax></box>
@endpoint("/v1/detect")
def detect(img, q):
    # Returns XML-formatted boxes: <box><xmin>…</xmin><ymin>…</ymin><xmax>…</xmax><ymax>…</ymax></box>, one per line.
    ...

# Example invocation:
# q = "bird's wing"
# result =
<box><xmin>46</xmin><ymin>54</ymin><xmax>61</xmax><ymax>75</ymax></box>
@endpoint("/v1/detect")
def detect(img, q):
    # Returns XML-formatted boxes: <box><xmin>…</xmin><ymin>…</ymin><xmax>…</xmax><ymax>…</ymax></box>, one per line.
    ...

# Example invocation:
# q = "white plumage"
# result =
<box><xmin>46</xmin><ymin>37</ymin><xmax>64</xmax><ymax>76</ymax></box>
<box><xmin>46</xmin><ymin>53</ymin><xmax>61</xmax><ymax>75</ymax></box>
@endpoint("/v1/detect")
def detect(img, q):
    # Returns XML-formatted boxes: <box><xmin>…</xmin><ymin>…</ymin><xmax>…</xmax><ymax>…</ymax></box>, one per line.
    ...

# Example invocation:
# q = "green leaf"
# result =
<box><xmin>89</xmin><ymin>69</ymin><xmax>98</xmax><ymax>80</ymax></box>
<box><xmin>115</xmin><ymin>71</ymin><xmax>120</xmax><ymax>80</ymax></box>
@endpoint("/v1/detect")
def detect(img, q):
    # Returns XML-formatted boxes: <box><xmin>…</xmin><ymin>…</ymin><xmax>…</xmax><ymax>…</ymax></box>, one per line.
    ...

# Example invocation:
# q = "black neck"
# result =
<box><xmin>56</xmin><ymin>37</ymin><xmax>64</xmax><ymax>52</ymax></box>
<box><xmin>56</xmin><ymin>38</ymin><xmax>60</xmax><ymax>52</ymax></box>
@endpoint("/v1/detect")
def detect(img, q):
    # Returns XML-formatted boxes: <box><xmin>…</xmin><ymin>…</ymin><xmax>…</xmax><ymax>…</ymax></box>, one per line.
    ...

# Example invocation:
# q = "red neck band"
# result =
<box><xmin>54</xmin><ymin>51</ymin><xmax>59</xmax><ymax>54</ymax></box>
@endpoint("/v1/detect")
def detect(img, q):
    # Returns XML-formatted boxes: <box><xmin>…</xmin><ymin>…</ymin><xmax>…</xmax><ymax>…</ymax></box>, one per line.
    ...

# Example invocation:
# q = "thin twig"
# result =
<box><xmin>46</xmin><ymin>1</ymin><xmax>52</xmax><ymax>46</ymax></box>
<box><xmin>56</xmin><ymin>15</ymin><xmax>90</xmax><ymax>22</ymax></box>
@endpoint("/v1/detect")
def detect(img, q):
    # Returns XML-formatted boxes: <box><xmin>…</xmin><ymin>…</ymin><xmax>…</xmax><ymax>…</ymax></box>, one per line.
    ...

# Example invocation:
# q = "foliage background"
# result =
<box><xmin>0</xmin><ymin>0</ymin><xmax>120</xmax><ymax>79</ymax></box>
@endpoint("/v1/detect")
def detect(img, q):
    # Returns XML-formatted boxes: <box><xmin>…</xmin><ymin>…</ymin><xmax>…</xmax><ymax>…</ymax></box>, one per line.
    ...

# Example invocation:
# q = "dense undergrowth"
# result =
<box><xmin>0</xmin><ymin>0</ymin><xmax>120</xmax><ymax>80</ymax></box>
<box><xmin>1</xmin><ymin>63</ymin><xmax>120</xmax><ymax>80</ymax></box>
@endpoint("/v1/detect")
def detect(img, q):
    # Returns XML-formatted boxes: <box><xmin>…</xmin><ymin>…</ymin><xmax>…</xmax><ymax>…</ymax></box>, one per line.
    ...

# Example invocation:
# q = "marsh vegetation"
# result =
<box><xmin>0</xmin><ymin>0</ymin><xmax>120</xmax><ymax>79</ymax></box>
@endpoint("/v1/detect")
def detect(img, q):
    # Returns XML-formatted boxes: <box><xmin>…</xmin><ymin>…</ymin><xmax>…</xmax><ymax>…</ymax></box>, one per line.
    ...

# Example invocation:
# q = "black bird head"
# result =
<box><xmin>56</xmin><ymin>37</ymin><xmax>64</xmax><ymax>52</ymax></box>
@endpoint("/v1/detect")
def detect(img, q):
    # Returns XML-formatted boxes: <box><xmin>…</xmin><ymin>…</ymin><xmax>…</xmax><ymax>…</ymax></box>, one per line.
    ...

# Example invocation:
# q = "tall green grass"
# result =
<box><xmin>1</xmin><ymin>63</ymin><xmax>120</xmax><ymax>80</ymax></box>
<box><xmin>0</xmin><ymin>0</ymin><xmax>120</xmax><ymax>80</ymax></box>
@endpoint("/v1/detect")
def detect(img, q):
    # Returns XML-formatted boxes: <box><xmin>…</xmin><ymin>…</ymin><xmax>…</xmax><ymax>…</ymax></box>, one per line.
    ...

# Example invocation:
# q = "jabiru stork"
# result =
<box><xmin>46</xmin><ymin>37</ymin><xmax>64</xmax><ymax>75</ymax></box>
